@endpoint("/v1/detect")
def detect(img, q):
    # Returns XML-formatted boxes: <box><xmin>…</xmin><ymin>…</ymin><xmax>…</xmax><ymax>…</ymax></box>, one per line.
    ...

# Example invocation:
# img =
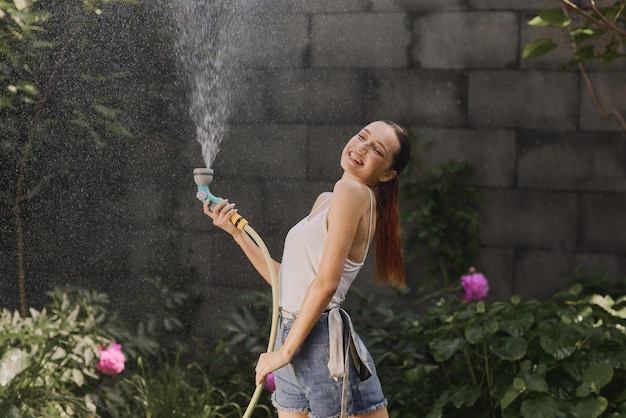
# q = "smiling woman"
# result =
<box><xmin>202</xmin><ymin>120</ymin><xmax>410</xmax><ymax>418</ymax></box>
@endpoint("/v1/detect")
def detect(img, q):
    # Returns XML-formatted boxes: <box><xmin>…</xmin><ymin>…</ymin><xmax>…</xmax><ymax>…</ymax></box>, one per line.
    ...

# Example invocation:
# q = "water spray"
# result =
<box><xmin>194</xmin><ymin>168</ymin><xmax>279</xmax><ymax>418</ymax></box>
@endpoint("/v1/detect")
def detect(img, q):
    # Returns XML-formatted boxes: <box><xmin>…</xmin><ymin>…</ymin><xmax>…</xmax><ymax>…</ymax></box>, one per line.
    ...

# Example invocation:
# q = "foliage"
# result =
<box><xmin>353</xmin><ymin>271</ymin><xmax>626</xmax><ymax>418</ymax></box>
<box><xmin>523</xmin><ymin>1</ymin><xmax>626</xmax><ymax>67</ymax></box>
<box><xmin>0</xmin><ymin>285</ymin><xmax>273</xmax><ymax>417</ymax></box>
<box><xmin>0</xmin><ymin>289</ymin><xmax>119</xmax><ymax>417</ymax></box>
<box><xmin>0</xmin><ymin>0</ymin><xmax>146</xmax><ymax>316</ymax></box>
<box><xmin>400</xmin><ymin>159</ymin><xmax>483</xmax><ymax>290</ymax></box>
<box><xmin>119</xmin><ymin>354</ymin><xmax>271</xmax><ymax>418</ymax></box>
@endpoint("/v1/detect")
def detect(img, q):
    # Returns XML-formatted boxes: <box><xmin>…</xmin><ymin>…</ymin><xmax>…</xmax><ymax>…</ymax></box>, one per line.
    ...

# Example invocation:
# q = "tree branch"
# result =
<box><xmin>561</xmin><ymin>0</ymin><xmax>626</xmax><ymax>39</ymax></box>
<box><xmin>561</xmin><ymin>2</ymin><xmax>626</xmax><ymax>130</ymax></box>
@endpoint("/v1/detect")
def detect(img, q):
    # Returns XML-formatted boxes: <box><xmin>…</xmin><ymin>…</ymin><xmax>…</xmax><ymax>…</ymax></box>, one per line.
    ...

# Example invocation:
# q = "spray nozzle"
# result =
<box><xmin>194</xmin><ymin>168</ymin><xmax>248</xmax><ymax>230</ymax></box>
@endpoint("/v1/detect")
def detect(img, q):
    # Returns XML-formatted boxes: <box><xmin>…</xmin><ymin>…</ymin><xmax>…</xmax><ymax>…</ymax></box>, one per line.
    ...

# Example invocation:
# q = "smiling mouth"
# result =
<box><xmin>348</xmin><ymin>151</ymin><xmax>363</xmax><ymax>165</ymax></box>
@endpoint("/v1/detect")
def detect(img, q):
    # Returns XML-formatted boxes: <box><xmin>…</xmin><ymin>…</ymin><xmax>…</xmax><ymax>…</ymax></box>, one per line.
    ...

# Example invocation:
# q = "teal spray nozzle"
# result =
<box><xmin>194</xmin><ymin>168</ymin><xmax>248</xmax><ymax>230</ymax></box>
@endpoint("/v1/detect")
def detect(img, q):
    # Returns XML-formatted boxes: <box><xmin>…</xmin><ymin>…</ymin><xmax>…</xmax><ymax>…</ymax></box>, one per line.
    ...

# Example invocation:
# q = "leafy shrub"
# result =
<box><xmin>355</xmin><ymin>276</ymin><xmax>626</xmax><ymax>418</ymax></box>
<box><xmin>400</xmin><ymin>160</ymin><xmax>483</xmax><ymax>290</ymax></box>
<box><xmin>0</xmin><ymin>290</ymin><xmax>118</xmax><ymax>417</ymax></box>
<box><xmin>0</xmin><ymin>287</ymin><xmax>272</xmax><ymax>418</ymax></box>
<box><xmin>120</xmin><ymin>354</ymin><xmax>271</xmax><ymax>418</ymax></box>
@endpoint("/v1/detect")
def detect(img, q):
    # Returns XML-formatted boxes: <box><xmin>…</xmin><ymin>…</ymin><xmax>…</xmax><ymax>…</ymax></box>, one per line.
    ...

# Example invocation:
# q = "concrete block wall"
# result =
<box><xmin>175</xmin><ymin>0</ymin><xmax>626</xmax><ymax>340</ymax></box>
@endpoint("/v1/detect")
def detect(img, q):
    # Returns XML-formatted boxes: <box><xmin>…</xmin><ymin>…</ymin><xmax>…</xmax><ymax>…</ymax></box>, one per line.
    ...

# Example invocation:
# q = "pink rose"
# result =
<box><xmin>96</xmin><ymin>342</ymin><xmax>125</xmax><ymax>375</ymax></box>
<box><xmin>264</xmin><ymin>372</ymin><xmax>276</xmax><ymax>392</ymax></box>
<box><xmin>461</xmin><ymin>267</ymin><xmax>489</xmax><ymax>302</ymax></box>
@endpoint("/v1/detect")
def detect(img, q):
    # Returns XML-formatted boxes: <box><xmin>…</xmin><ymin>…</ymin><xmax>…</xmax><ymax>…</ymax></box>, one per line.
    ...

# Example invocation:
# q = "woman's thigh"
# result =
<box><xmin>278</xmin><ymin>412</ymin><xmax>308</xmax><ymax>418</ymax></box>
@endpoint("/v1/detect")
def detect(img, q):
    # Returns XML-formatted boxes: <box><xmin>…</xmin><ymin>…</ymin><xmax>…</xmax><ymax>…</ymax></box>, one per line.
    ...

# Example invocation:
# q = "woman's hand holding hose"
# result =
<box><xmin>203</xmin><ymin>199</ymin><xmax>243</xmax><ymax>239</ymax></box>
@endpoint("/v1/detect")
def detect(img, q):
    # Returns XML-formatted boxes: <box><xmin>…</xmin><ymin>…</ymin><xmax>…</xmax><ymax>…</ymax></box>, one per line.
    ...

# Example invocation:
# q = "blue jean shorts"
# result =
<box><xmin>271</xmin><ymin>312</ymin><xmax>388</xmax><ymax>418</ymax></box>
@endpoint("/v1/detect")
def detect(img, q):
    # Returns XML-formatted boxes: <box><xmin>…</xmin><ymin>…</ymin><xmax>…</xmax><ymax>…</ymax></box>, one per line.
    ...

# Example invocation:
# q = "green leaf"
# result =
<box><xmin>501</xmin><ymin>313</ymin><xmax>534</xmax><ymax>337</ymax></box>
<box><xmin>520</xmin><ymin>396</ymin><xmax>559</xmax><ymax>418</ymax></box>
<box><xmin>581</xmin><ymin>362</ymin><xmax>614</xmax><ymax>391</ymax></box>
<box><xmin>568</xmin><ymin>283</ymin><xmax>583</xmax><ymax>297</ymax></box>
<box><xmin>539</xmin><ymin>328</ymin><xmax>578</xmax><ymax>360</ymax></box>
<box><xmin>575</xmin><ymin>45</ymin><xmax>596</xmax><ymax>62</ymax></box>
<box><xmin>575</xmin><ymin>396</ymin><xmax>608</xmax><ymax>418</ymax></box>
<box><xmin>570</xmin><ymin>27</ymin><xmax>605</xmax><ymax>43</ymax></box>
<box><xmin>523</xmin><ymin>38</ymin><xmax>559</xmax><ymax>59</ymax></box>
<box><xmin>465</xmin><ymin>318</ymin><xmax>498</xmax><ymax>344</ymax></box>
<box><xmin>451</xmin><ymin>384</ymin><xmax>481</xmax><ymax>408</ymax></box>
<box><xmin>500</xmin><ymin>384</ymin><xmax>522</xmax><ymax>411</ymax></box>
<box><xmin>492</xmin><ymin>336</ymin><xmax>527</xmax><ymax>361</ymax></box>
<box><xmin>528</xmin><ymin>15</ymin><xmax>551</xmax><ymax>27</ymax></box>
<box><xmin>537</xmin><ymin>9</ymin><xmax>572</xmax><ymax>27</ymax></box>
<box><xmin>518</xmin><ymin>369</ymin><xmax>550</xmax><ymax>394</ymax></box>
<box><xmin>71</xmin><ymin>368</ymin><xmax>85</xmax><ymax>386</ymax></box>
<box><xmin>429</xmin><ymin>337</ymin><xmax>466</xmax><ymax>362</ymax></box>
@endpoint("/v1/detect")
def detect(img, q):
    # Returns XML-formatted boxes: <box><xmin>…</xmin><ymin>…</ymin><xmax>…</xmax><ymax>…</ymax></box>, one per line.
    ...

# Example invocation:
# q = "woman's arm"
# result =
<box><xmin>204</xmin><ymin>200</ymin><xmax>280</xmax><ymax>285</ymax></box>
<box><xmin>254</xmin><ymin>179</ymin><xmax>369</xmax><ymax>383</ymax></box>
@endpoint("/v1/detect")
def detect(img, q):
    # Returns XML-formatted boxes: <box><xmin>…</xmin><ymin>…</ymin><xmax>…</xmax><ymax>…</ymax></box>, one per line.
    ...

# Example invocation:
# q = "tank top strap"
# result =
<box><xmin>307</xmin><ymin>194</ymin><xmax>333</xmax><ymax>220</ymax></box>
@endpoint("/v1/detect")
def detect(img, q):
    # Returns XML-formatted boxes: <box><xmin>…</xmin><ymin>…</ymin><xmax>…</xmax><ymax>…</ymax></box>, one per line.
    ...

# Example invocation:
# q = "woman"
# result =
<box><xmin>204</xmin><ymin>120</ymin><xmax>410</xmax><ymax>418</ymax></box>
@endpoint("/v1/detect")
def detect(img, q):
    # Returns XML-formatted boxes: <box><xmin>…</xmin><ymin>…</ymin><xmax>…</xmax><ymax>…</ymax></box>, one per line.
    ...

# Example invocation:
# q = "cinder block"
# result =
<box><xmin>125</xmin><ymin>139</ymin><xmax>174</xmax><ymax>225</ymax></box>
<box><xmin>372</xmin><ymin>0</ymin><xmax>465</xmax><ymax>12</ymax></box>
<box><xmin>415</xmin><ymin>127</ymin><xmax>516</xmax><ymax>187</ymax></box>
<box><xmin>580</xmin><ymin>72</ymin><xmax>626</xmax><ymax>132</ymax></box>
<box><xmin>469</xmin><ymin>70</ymin><xmax>579</xmax><ymax>130</ymax></box>
<box><xmin>238</xmin><ymin>14</ymin><xmax>309</xmax><ymax>68</ymax></box>
<box><xmin>263</xmin><ymin>179</ymin><xmax>334</xmax><ymax>235</ymax></box>
<box><xmin>514</xmin><ymin>250</ymin><xmax>572</xmax><ymax>300</ymax></box>
<box><xmin>306</xmin><ymin>124</ymin><xmax>363</xmax><ymax>180</ymax></box>
<box><xmin>366</xmin><ymin>69</ymin><xmax>467</xmax><ymax>126</ymax></box>
<box><xmin>580</xmin><ymin>193</ymin><xmax>626</xmax><ymax>253</ymax></box>
<box><xmin>312</xmin><ymin>13</ymin><xmax>408</xmax><ymax>68</ymax></box>
<box><xmin>479</xmin><ymin>189</ymin><xmax>577</xmax><ymax>250</ymax></box>
<box><xmin>229</xmin><ymin>70</ymin><xmax>268</xmax><ymax>122</ymax></box>
<box><xmin>573</xmin><ymin>252</ymin><xmax>626</xmax><ymax>280</ymax></box>
<box><xmin>413</xmin><ymin>12</ymin><xmax>518</xmax><ymax>69</ymax></box>
<box><xmin>518</xmin><ymin>131</ymin><xmax>626</xmax><ymax>192</ymax></box>
<box><xmin>269</xmin><ymin>0</ymin><xmax>368</xmax><ymax>13</ymax></box>
<box><xmin>469</xmin><ymin>0</ymin><xmax>553</xmax><ymax>10</ymax></box>
<box><xmin>267</xmin><ymin>69</ymin><xmax>363</xmax><ymax>123</ymax></box>
<box><xmin>214</xmin><ymin>124</ymin><xmax>307</xmax><ymax>178</ymax></box>
<box><xmin>479</xmin><ymin>247</ymin><xmax>515</xmax><ymax>302</ymax></box>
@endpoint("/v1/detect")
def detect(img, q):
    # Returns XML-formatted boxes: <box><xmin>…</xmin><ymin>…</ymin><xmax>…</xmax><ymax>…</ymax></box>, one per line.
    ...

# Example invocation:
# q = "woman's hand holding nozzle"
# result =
<box><xmin>203</xmin><ymin>199</ymin><xmax>242</xmax><ymax>236</ymax></box>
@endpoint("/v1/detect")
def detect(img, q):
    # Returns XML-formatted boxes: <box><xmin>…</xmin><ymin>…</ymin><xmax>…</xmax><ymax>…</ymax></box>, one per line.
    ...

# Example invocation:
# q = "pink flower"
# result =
<box><xmin>264</xmin><ymin>372</ymin><xmax>275</xmax><ymax>392</ymax></box>
<box><xmin>461</xmin><ymin>267</ymin><xmax>489</xmax><ymax>302</ymax></box>
<box><xmin>96</xmin><ymin>342</ymin><xmax>125</xmax><ymax>375</ymax></box>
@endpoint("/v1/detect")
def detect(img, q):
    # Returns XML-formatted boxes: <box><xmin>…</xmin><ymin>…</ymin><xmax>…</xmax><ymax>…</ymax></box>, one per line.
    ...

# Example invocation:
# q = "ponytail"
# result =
<box><xmin>374</xmin><ymin>121</ymin><xmax>411</xmax><ymax>288</ymax></box>
<box><xmin>375</xmin><ymin>178</ymin><xmax>405</xmax><ymax>287</ymax></box>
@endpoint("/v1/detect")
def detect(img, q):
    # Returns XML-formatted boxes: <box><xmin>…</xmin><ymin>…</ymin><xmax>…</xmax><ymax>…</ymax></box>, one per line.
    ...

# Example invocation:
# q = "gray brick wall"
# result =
<box><xmin>169</xmin><ymin>0</ymin><xmax>626</xmax><ymax>341</ymax></box>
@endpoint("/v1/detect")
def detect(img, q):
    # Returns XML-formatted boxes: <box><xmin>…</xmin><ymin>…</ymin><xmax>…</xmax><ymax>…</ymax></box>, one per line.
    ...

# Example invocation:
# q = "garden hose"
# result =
<box><xmin>241</xmin><ymin>223</ymin><xmax>279</xmax><ymax>418</ymax></box>
<box><xmin>193</xmin><ymin>168</ymin><xmax>279</xmax><ymax>417</ymax></box>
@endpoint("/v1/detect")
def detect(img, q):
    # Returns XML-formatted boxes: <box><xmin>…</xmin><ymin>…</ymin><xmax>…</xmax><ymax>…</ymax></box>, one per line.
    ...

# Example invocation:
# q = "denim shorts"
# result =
<box><xmin>271</xmin><ymin>312</ymin><xmax>388</xmax><ymax>418</ymax></box>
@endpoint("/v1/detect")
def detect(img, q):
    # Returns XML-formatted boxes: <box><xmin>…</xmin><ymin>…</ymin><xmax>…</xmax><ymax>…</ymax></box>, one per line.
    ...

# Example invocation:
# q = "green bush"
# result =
<box><xmin>355</xmin><ymin>276</ymin><xmax>626</xmax><ymax>418</ymax></box>
<box><xmin>0</xmin><ymin>287</ymin><xmax>272</xmax><ymax>418</ymax></box>
<box><xmin>400</xmin><ymin>159</ymin><xmax>483</xmax><ymax>290</ymax></box>
<box><xmin>0</xmin><ymin>290</ymin><xmax>117</xmax><ymax>417</ymax></box>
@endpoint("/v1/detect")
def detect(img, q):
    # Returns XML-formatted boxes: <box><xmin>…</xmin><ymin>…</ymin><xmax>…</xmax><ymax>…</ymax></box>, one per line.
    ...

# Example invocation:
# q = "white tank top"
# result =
<box><xmin>278</xmin><ymin>189</ymin><xmax>374</xmax><ymax>313</ymax></box>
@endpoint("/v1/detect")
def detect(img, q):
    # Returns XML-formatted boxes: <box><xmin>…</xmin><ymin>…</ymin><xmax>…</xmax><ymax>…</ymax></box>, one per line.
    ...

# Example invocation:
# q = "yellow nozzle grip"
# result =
<box><xmin>230</xmin><ymin>213</ymin><xmax>249</xmax><ymax>230</ymax></box>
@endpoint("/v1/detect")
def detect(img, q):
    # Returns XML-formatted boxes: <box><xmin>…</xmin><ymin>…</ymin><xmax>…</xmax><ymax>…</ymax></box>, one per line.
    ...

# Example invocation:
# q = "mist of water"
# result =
<box><xmin>168</xmin><ymin>0</ymin><xmax>247</xmax><ymax>168</ymax></box>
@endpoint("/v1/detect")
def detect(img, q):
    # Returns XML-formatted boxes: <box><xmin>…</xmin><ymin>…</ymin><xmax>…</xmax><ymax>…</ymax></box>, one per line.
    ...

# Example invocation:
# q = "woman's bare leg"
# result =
<box><xmin>278</xmin><ymin>411</ymin><xmax>308</xmax><ymax>418</ymax></box>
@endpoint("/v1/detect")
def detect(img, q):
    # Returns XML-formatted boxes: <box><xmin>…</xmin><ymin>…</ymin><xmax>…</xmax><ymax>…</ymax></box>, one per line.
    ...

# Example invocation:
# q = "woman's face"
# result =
<box><xmin>340</xmin><ymin>121</ymin><xmax>400</xmax><ymax>186</ymax></box>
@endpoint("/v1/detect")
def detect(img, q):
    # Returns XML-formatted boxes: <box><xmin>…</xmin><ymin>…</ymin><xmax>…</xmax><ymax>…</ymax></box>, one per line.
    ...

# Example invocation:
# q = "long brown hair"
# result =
<box><xmin>375</xmin><ymin>121</ymin><xmax>411</xmax><ymax>288</ymax></box>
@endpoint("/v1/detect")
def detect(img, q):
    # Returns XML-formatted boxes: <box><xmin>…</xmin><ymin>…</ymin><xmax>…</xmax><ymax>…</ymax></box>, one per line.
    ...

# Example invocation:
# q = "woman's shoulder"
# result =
<box><xmin>332</xmin><ymin>179</ymin><xmax>371</xmax><ymax>205</ymax></box>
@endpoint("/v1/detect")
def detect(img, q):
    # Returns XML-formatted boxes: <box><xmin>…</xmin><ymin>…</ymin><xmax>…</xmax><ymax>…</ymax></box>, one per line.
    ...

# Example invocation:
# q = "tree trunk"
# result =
<box><xmin>13</xmin><ymin>198</ymin><xmax>26</xmax><ymax>317</ymax></box>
